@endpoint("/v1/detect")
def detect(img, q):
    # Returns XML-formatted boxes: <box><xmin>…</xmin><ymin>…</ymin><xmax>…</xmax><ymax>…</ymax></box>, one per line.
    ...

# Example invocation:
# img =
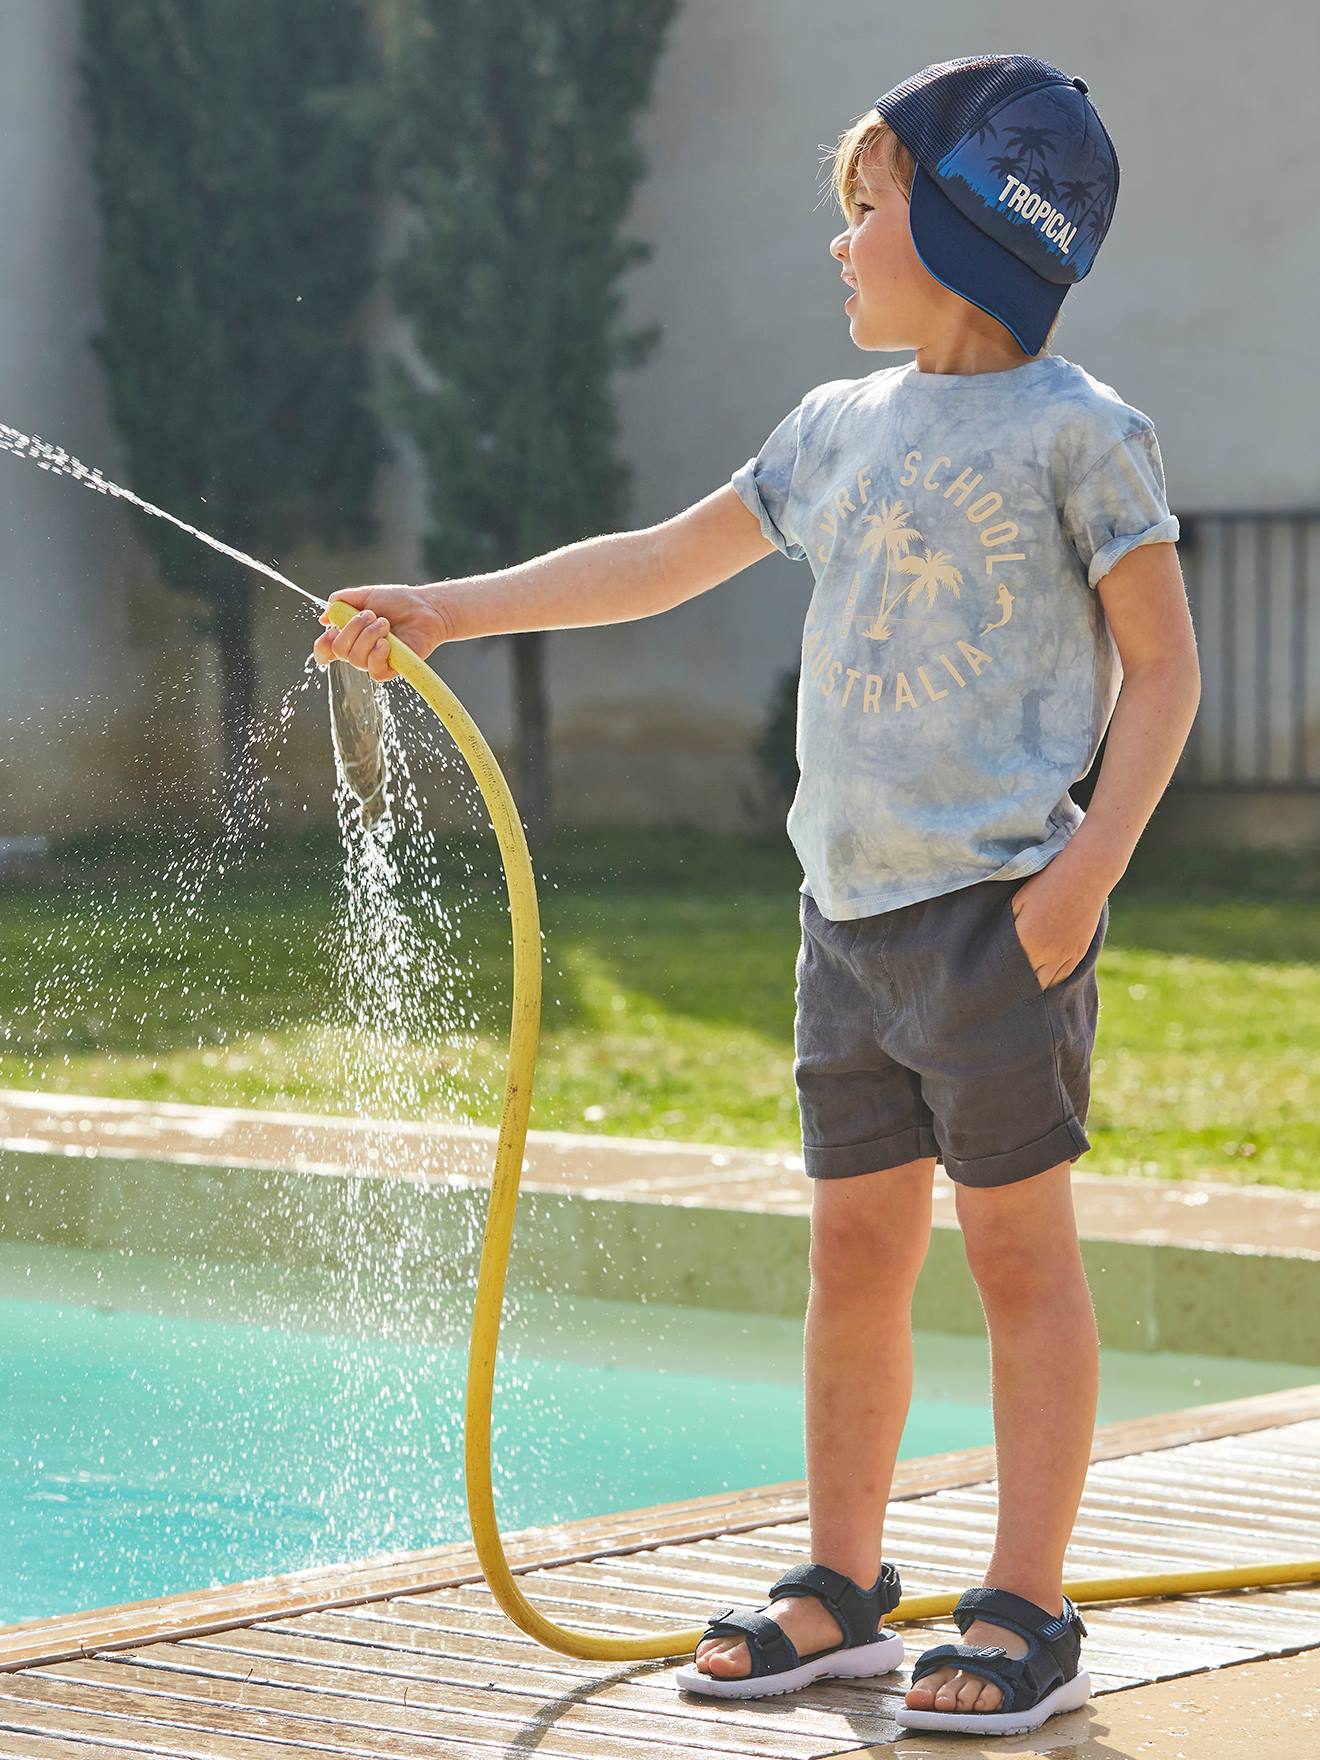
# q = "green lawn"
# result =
<box><xmin>2</xmin><ymin>821</ymin><xmax>1316</xmax><ymax>1189</ymax></box>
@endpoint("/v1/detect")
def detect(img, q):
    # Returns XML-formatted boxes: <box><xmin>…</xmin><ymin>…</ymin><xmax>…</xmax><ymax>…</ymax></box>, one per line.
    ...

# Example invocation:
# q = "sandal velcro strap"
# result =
<box><xmin>953</xmin><ymin>1587</ymin><xmax>1086</xmax><ymax>1678</ymax></box>
<box><xmin>696</xmin><ymin>1605</ymin><xmax>803</xmax><ymax>1678</ymax></box>
<box><xmin>766</xmin><ymin>1560</ymin><xmax>902</xmax><ymax>1648</ymax></box>
<box><xmin>909</xmin><ymin>1641</ymin><xmax>1022</xmax><ymax>1713</ymax></box>
<box><xmin>908</xmin><ymin>1587</ymin><xmax>1085</xmax><ymax>1714</ymax></box>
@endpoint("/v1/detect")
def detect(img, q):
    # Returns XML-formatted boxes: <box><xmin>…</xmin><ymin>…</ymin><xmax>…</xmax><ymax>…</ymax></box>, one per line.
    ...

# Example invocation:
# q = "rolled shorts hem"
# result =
<box><xmin>803</xmin><ymin>1121</ymin><xmax>942</xmax><ymax>1180</ymax></box>
<box><xmin>940</xmin><ymin>1115</ymin><xmax>1091</xmax><ymax>1188</ymax></box>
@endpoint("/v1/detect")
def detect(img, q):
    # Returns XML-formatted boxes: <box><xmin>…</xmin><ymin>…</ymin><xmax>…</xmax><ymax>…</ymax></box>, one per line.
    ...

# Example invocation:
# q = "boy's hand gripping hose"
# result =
<box><xmin>321</xmin><ymin>597</ymin><xmax>1320</xmax><ymax>1663</ymax></box>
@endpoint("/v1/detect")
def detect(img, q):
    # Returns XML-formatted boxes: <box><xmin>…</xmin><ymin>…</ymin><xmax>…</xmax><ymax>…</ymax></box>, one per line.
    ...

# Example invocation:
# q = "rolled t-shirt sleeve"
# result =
<box><xmin>730</xmin><ymin>401</ymin><xmax>808</xmax><ymax>562</ymax></box>
<box><xmin>1063</xmin><ymin>422</ymin><xmax>1180</xmax><ymax>589</ymax></box>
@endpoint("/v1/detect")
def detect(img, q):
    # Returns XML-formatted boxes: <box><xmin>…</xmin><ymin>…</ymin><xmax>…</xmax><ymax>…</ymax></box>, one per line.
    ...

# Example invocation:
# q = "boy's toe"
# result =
<box><xmin>694</xmin><ymin>1638</ymin><xmax>749</xmax><ymax>1677</ymax></box>
<box><xmin>904</xmin><ymin>1666</ymin><xmax>945</xmax><ymax>1707</ymax></box>
<box><xmin>957</xmin><ymin>1672</ymin><xmax>996</xmax><ymax>1710</ymax></box>
<box><xmin>905</xmin><ymin>1664</ymin><xmax>1004</xmax><ymax>1712</ymax></box>
<box><xmin>973</xmin><ymin>1674</ymin><xmax>1004</xmax><ymax>1711</ymax></box>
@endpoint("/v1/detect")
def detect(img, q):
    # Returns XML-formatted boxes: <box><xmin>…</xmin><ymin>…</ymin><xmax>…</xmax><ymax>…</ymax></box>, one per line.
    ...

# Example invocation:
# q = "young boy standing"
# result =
<box><xmin>316</xmin><ymin>52</ymin><xmax>1200</xmax><ymax>1740</ymax></box>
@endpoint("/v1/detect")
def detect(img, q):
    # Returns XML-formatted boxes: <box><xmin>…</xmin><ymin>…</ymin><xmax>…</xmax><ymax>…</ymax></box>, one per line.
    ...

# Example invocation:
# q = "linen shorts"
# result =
<box><xmin>793</xmin><ymin>873</ymin><xmax>1109</xmax><ymax>1188</ymax></box>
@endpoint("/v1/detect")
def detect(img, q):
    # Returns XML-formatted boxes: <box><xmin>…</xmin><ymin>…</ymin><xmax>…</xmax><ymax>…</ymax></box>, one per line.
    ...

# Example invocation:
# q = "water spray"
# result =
<box><xmin>0</xmin><ymin>420</ymin><xmax>329</xmax><ymax>612</ymax></box>
<box><xmin>4</xmin><ymin>418</ymin><xmax>1318</xmax><ymax>1665</ymax></box>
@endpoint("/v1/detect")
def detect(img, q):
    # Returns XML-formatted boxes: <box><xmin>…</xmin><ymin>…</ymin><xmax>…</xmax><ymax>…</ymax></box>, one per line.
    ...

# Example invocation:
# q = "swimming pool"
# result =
<box><xmin>3</xmin><ymin>1239</ymin><xmax>1313</xmax><ymax>1627</ymax></box>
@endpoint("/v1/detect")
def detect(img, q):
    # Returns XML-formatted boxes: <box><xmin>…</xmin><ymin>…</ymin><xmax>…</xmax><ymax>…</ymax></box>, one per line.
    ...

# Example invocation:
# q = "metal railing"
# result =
<box><xmin>1171</xmin><ymin>508</ymin><xmax>1320</xmax><ymax>791</ymax></box>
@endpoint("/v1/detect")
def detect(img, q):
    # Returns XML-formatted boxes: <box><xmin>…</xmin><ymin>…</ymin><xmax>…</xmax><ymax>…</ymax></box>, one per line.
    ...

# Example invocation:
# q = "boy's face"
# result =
<box><xmin>829</xmin><ymin>158</ymin><xmax>954</xmax><ymax>352</ymax></box>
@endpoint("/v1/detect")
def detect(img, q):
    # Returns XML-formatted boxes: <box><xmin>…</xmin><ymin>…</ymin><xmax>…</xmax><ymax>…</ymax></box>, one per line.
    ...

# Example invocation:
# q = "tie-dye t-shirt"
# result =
<box><xmin>731</xmin><ymin>352</ymin><xmax>1179</xmax><ymax>920</ymax></box>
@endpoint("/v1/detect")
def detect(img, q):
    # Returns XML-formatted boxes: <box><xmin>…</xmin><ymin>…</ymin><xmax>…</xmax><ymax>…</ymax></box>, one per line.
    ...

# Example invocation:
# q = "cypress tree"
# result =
<box><xmin>78</xmin><ymin>0</ymin><xmax>386</xmax><ymax>842</ymax></box>
<box><xmin>372</xmin><ymin>0</ymin><xmax>679</xmax><ymax>849</ymax></box>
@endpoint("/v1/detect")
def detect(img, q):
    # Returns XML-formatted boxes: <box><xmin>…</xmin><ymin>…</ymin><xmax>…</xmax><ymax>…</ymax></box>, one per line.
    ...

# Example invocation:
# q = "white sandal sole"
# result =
<box><xmin>893</xmin><ymin>1666</ymin><xmax>1092</xmax><ymax>1734</ymax></box>
<box><xmin>675</xmin><ymin>1631</ymin><xmax>905</xmax><ymax>1699</ymax></box>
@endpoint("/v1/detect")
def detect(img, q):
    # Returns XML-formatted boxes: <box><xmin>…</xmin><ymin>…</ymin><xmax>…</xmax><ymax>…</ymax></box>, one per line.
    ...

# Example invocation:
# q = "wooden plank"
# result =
<box><xmin>1080</xmin><ymin>1594</ymin><xmax>1320</xmax><ymax>1650</ymax></box>
<box><xmin>1099</xmin><ymin>1444</ymin><xmax>1320</xmax><ymax>1481</ymax></box>
<box><xmin>62</xmin><ymin>1647</ymin><xmax>837</xmax><ymax>1760</ymax></box>
<box><xmin>882</xmin><ymin>1527</ymin><xmax>1318</xmax><ymax>1582</ymax></box>
<box><xmin>919</xmin><ymin>1485</ymin><xmax>1317</xmax><ymax>1545</ymax></box>
<box><xmin>0</xmin><ymin>1685</ymin><xmax>407</xmax><ymax>1760</ymax></box>
<box><xmin>0</xmin><ymin>1661</ymin><xmax>665</xmax><ymax>1760</ymax></box>
<box><xmin>0</xmin><ymin>1661</ymin><xmax>823</xmax><ymax>1760</ymax></box>
<box><xmin>0</xmin><ymin>1733</ymin><xmax>174</xmax><ymax>1760</ymax></box>
<box><xmin>0</xmin><ymin>1661</ymin><xmax>908</xmax><ymax>1760</ymax></box>
<box><xmin>235</xmin><ymin>1611</ymin><xmax>610</xmax><ymax>1669</ymax></box>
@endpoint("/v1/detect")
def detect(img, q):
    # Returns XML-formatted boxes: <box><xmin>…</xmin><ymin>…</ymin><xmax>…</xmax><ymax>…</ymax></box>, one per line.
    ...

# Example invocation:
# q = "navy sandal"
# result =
<box><xmin>895</xmin><ymin>1586</ymin><xmax>1091</xmax><ymax>1735</ymax></box>
<box><xmin>674</xmin><ymin>1560</ymin><xmax>904</xmax><ymax>1699</ymax></box>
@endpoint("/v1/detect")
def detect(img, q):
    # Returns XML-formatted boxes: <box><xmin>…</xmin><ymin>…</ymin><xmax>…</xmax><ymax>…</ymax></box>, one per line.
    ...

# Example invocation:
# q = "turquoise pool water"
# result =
<box><xmin>3</xmin><ymin>1241</ymin><xmax>1313</xmax><ymax>1627</ymax></box>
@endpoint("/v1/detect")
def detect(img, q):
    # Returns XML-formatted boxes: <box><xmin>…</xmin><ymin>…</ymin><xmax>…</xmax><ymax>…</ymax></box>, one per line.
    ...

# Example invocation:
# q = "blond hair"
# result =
<box><xmin>821</xmin><ymin>110</ymin><xmax>1062</xmax><ymax>353</ymax></box>
<box><xmin>826</xmin><ymin>108</ymin><xmax>916</xmax><ymax>211</ymax></box>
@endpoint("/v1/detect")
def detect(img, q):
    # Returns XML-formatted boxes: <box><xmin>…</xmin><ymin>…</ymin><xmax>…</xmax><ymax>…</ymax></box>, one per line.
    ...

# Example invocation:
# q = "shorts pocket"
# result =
<box><xmin>1000</xmin><ymin>890</ymin><xmax>1109</xmax><ymax>997</ymax></box>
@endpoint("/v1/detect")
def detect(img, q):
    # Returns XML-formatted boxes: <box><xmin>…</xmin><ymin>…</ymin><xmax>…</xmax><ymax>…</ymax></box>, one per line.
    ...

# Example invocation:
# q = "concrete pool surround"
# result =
<box><xmin>5</xmin><ymin>1091</ymin><xmax>1317</xmax><ymax>1365</ymax></box>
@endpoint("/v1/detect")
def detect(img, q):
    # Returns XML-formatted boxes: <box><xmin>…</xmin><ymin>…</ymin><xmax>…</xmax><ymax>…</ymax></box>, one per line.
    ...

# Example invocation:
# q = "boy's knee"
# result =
<box><xmin>809</xmin><ymin>1218</ymin><xmax>929</xmax><ymax>1296</ymax></box>
<box><xmin>956</xmin><ymin>1161</ymin><xmax>1083</xmax><ymax>1293</ymax></box>
<box><xmin>808</xmin><ymin>1157</ymin><xmax>935</xmax><ymax>1291</ymax></box>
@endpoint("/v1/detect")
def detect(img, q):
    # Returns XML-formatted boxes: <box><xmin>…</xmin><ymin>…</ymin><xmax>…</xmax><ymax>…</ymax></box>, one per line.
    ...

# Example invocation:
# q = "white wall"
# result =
<box><xmin>0</xmin><ymin>0</ymin><xmax>214</xmax><ymax>837</ymax></box>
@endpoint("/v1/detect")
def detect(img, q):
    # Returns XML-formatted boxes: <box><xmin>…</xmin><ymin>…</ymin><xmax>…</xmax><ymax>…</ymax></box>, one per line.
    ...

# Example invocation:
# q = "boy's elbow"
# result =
<box><xmin>651</xmin><ymin>483</ymin><xmax>778</xmax><ymax>609</ymax></box>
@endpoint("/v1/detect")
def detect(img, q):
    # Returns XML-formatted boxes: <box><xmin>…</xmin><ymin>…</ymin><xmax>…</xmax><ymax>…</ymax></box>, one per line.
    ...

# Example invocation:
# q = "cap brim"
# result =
<box><xmin>907</xmin><ymin>163</ymin><xmax>1067</xmax><ymax>357</ymax></box>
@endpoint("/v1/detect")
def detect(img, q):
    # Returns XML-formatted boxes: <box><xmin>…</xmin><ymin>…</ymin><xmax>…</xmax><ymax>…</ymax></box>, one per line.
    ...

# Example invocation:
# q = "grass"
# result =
<box><xmin>1</xmin><ymin>819</ymin><xmax>1317</xmax><ymax>1189</ymax></box>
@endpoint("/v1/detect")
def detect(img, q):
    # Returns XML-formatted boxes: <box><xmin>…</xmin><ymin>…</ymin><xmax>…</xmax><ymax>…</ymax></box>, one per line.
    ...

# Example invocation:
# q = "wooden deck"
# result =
<box><xmin>0</xmin><ymin>1386</ymin><xmax>1317</xmax><ymax>1757</ymax></box>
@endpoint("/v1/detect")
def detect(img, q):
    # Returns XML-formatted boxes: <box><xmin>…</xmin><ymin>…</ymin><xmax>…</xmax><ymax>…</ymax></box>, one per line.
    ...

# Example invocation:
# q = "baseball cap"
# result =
<box><xmin>874</xmin><ymin>53</ymin><xmax>1120</xmax><ymax>356</ymax></box>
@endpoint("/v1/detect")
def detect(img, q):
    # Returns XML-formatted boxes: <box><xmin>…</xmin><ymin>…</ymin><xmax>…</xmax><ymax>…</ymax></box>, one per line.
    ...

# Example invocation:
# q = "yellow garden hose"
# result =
<box><xmin>321</xmin><ymin>597</ymin><xmax>1320</xmax><ymax>1664</ymax></box>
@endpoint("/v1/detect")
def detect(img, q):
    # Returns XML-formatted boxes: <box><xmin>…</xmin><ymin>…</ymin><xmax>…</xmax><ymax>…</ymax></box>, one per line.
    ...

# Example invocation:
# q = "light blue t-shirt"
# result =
<box><xmin>731</xmin><ymin>352</ymin><xmax>1180</xmax><ymax>920</ymax></box>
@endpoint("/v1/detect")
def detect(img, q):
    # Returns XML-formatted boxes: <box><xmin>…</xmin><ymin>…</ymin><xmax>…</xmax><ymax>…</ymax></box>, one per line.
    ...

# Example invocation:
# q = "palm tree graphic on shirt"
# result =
<box><xmin>838</xmin><ymin>498</ymin><xmax>965</xmax><ymax>642</ymax></box>
<box><xmin>848</xmin><ymin>503</ymin><xmax>922</xmax><ymax>640</ymax></box>
<box><xmin>890</xmin><ymin>546</ymin><xmax>964</xmax><ymax>619</ymax></box>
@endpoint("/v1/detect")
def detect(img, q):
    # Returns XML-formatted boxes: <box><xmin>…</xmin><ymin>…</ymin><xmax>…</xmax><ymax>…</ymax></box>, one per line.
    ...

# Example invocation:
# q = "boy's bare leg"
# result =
<box><xmin>904</xmin><ymin>1160</ymin><xmax>1098</xmax><ymax>1715</ymax></box>
<box><xmin>695</xmin><ymin>1156</ymin><xmax>936</xmax><ymax>1678</ymax></box>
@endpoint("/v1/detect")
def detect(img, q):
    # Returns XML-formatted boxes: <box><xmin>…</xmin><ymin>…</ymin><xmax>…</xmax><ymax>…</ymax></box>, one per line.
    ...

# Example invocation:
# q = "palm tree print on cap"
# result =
<box><xmin>999</xmin><ymin>123</ymin><xmax>1063</xmax><ymax>184</ymax></box>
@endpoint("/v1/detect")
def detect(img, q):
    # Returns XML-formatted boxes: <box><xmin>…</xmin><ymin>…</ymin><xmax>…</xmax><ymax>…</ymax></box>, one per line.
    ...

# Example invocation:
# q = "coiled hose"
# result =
<box><xmin>321</xmin><ymin>598</ymin><xmax>1320</xmax><ymax>1664</ymax></box>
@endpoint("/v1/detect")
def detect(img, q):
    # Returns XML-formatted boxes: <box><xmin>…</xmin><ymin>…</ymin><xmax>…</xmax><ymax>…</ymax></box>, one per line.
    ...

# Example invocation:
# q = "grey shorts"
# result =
<box><xmin>793</xmin><ymin>873</ymin><xmax>1110</xmax><ymax>1188</ymax></box>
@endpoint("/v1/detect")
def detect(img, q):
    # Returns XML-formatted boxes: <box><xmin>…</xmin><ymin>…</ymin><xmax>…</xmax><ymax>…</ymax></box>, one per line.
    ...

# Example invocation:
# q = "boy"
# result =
<box><xmin>314</xmin><ymin>53</ymin><xmax>1200</xmax><ymax>1738</ymax></box>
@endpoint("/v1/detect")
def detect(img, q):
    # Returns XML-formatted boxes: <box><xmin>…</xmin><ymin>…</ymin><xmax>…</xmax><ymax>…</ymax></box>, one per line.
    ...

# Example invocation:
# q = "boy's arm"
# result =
<box><xmin>437</xmin><ymin>484</ymin><xmax>775</xmax><ymax>639</ymax></box>
<box><xmin>1055</xmin><ymin>540</ymin><xmax>1202</xmax><ymax>897</ymax></box>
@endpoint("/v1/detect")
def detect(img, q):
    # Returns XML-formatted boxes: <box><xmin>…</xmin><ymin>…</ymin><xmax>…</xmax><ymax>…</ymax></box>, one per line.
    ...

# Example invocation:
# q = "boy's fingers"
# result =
<box><xmin>323</xmin><ymin>616</ymin><xmax>380</xmax><ymax>667</ymax></box>
<box><xmin>314</xmin><ymin>607</ymin><xmax>393</xmax><ymax>671</ymax></box>
<box><xmin>326</xmin><ymin>610</ymin><xmax>374</xmax><ymax>654</ymax></box>
<box><xmin>320</xmin><ymin>604</ymin><xmax>371</xmax><ymax>624</ymax></box>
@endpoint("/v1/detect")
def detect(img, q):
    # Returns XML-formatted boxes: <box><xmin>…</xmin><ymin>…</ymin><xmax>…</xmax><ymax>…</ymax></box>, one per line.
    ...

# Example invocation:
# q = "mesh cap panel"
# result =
<box><xmin>876</xmin><ymin>54</ymin><xmax>1070</xmax><ymax>161</ymax></box>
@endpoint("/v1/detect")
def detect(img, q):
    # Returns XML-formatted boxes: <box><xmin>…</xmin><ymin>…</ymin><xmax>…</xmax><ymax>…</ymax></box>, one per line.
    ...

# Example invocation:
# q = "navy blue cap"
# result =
<box><xmin>874</xmin><ymin>54</ymin><xmax>1120</xmax><ymax>355</ymax></box>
